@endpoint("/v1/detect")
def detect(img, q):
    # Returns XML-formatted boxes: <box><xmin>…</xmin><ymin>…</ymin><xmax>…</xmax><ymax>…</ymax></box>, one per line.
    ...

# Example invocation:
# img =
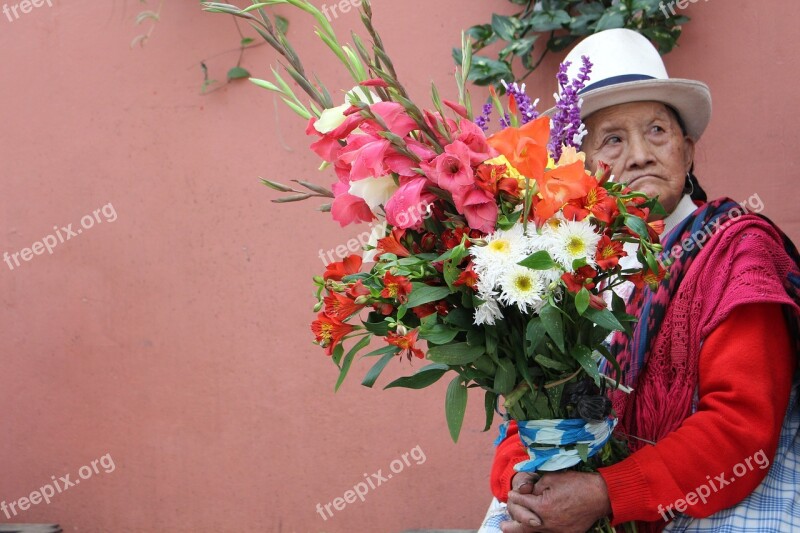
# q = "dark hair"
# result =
<box><xmin>666</xmin><ymin>105</ymin><xmax>707</xmax><ymax>202</ymax></box>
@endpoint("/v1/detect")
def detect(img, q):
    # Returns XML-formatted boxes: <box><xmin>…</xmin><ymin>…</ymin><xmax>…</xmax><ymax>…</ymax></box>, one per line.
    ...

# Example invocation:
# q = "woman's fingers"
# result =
<box><xmin>506</xmin><ymin>490</ymin><xmax>543</xmax><ymax>527</ymax></box>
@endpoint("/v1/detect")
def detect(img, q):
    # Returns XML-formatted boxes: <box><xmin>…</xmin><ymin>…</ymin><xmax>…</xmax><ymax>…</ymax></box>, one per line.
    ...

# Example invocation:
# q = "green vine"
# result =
<box><xmin>456</xmin><ymin>0</ymin><xmax>689</xmax><ymax>87</ymax></box>
<box><xmin>130</xmin><ymin>0</ymin><xmax>289</xmax><ymax>94</ymax></box>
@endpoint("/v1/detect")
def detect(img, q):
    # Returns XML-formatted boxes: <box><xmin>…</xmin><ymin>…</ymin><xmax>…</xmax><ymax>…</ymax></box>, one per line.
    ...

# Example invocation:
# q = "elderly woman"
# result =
<box><xmin>486</xmin><ymin>29</ymin><xmax>800</xmax><ymax>532</ymax></box>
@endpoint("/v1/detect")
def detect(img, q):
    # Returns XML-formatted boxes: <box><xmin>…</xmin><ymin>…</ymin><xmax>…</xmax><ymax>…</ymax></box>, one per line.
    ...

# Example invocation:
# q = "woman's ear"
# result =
<box><xmin>683</xmin><ymin>136</ymin><xmax>696</xmax><ymax>173</ymax></box>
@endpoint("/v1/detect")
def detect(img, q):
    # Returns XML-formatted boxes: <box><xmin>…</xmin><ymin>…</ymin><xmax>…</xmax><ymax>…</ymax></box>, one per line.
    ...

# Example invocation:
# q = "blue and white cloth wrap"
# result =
<box><xmin>495</xmin><ymin>417</ymin><xmax>618</xmax><ymax>473</ymax></box>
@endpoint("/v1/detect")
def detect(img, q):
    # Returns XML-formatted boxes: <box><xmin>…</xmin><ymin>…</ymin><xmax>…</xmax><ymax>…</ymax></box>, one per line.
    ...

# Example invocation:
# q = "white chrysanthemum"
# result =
<box><xmin>474</xmin><ymin>295</ymin><xmax>503</xmax><ymax>326</ymax></box>
<box><xmin>498</xmin><ymin>265</ymin><xmax>545</xmax><ymax>314</ymax></box>
<box><xmin>543</xmin><ymin>218</ymin><xmax>601</xmax><ymax>272</ymax></box>
<box><xmin>470</xmin><ymin>224</ymin><xmax>530</xmax><ymax>286</ymax></box>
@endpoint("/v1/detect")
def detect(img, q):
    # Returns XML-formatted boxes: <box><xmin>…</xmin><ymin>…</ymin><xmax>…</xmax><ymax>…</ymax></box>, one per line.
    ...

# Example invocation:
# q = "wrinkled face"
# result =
<box><xmin>582</xmin><ymin>101</ymin><xmax>695</xmax><ymax>216</ymax></box>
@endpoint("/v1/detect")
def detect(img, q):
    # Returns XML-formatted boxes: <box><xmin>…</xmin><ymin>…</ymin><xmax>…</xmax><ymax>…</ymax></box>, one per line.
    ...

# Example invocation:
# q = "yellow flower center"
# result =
<box><xmin>567</xmin><ymin>237</ymin><xmax>586</xmax><ymax>256</ymax></box>
<box><xmin>514</xmin><ymin>275</ymin><xmax>533</xmax><ymax>292</ymax></box>
<box><xmin>489</xmin><ymin>239</ymin><xmax>511</xmax><ymax>254</ymax></box>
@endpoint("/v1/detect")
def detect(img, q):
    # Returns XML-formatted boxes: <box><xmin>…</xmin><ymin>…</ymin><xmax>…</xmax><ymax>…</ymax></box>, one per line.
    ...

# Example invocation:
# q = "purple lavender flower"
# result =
<box><xmin>475</xmin><ymin>102</ymin><xmax>493</xmax><ymax>132</ymax></box>
<box><xmin>502</xmin><ymin>80</ymin><xmax>540</xmax><ymax>125</ymax></box>
<box><xmin>549</xmin><ymin>55</ymin><xmax>593</xmax><ymax>161</ymax></box>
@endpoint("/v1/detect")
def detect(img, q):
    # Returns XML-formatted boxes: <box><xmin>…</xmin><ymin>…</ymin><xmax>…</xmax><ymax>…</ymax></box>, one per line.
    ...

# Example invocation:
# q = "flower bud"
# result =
<box><xmin>313</xmin><ymin>301</ymin><xmax>324</xmax><ymax>312</ymax></box>
<box><xmin>313</xmin><ymin>276</ymin><xmax>325</xmax><ymax>285</ymax></box>
<box><xmin>396</xmin><ymin>324</ymin><xmax>408</xmax><ymax>336</ymax></box>
<box><xmin>354</xmin><ymin>295</ymin><xmax>370</xmax><ymax>305</ymax></box>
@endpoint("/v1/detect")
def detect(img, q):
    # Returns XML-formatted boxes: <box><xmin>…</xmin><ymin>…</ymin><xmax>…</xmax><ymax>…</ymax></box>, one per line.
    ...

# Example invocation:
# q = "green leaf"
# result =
<box><xmin>539</xmin><ymin>305</ymin><xmax>565</xmax><ymax>353</ymax></box>
<box><xmin>384</xmin><ymin>363</ymin><xmax>449</xmax><ymax>390</ymax></box>
<box><xmin>445</xmin><ymin>308</ymin><xmax>474</xmax><ymax>330</ymax></box>
<box><xmin>227</xmin><ymin>66</ymin><xmax>251</xmax><ymax>80</ymax></box>
<box><xmin>361</xmin><ymin>344</ymin><xmax>401</xmax><ymax>358</ymax></box>
<box><xmin>361</xmin><ymin>350</ymin><xmax>398</xmax><ymax>388</ymax></box>
<box><xmin>335</xmin><ymin>335</ymin><xmax>372</xmax><ymax>391</ymax></box>
<box><xmin>406</xmin><ymin>283</ymin><xmax>451</xmax><ymax>309</ymax></box>
<box><xmin>529</xmin><ymin>10</ymin><xmax>571</xmax><ymax>32</ymax></box>
<box><xmin>595</xmin><ymin>10</ymin><xmax>626</xmax><ymax>31</ymax></box>
<box><xmin>534</xmin><ymin>354</ymin><xmax>571</xmax><ymax>372</ymax></box>
<box><xmin>584</xmin><ymin>307</ymin><xmax>625</xmax><ymax>332</ymax></box>
<box><xmin>275</xmin><ymin>14</ymin><xmax>289</xmax><ymax>34</ymax></box>
<box><xmin>624</xmin><ymin>214</ymin><xmax>650</xmax><ymax>238</ymax></box>
<box><xmin>519</xmin><ymin>250</ymin><xmax>559</xmax><ymax>270</ymax></box>
<box><xmin>428</xmin><ymin>342</ymin><xmax>485</xmax><ymax>365</ymax></box>
<box><xmin>466</xmin><ymin>55</ymin><xmax>513</xmax><ymax>86</ymax></box>
<box><xmin>576</xmin><ymin>442</ymin><xmax>590</xmax><ymax>463</ymax></box>
<box><xmin>419</xmin><ymin>323</ymin><xmax>460</xmax><ymax>345</ymax></box>
<box><xmin>526</xmin><ymin>318</ymin><xmax>547</xmax><ymax>355</ymax></box>
<box><xmin>575</xmin><ymin>287</ymin><xmax>591</xmax><ymax>315</ymax></box>
<box><xmin>240</xmin><ymin>37</ymin><xmax>254</xmax><ymax>47</ymax></box>
<box><xmin>445</xmin><ymin>375</ymin><xmax>468</xmax><ymax>442</ymax></box>
<box><xmin>331</xmin><ymin>342</ymin><xmax>344</xmax><ymax>368</ymax></box>
<box><xmin>572</xmin><ymin>345</ymin><xmax>601</xmax><ymax>386</ymax></box>
<box><xmin>483</xmin><ymin>390</ymin><xmax>497</xmax><ymax>431</ymax></box>
<box><xmin>493</xmin><ymin>358</ymin><xmax>517</xmax><ymax>395</ymax></box>
<box><xmin>362</xmin><ymin>317</ymin><xmax>390</xmax><ymax>336</ymax></box>
<box><xmin>491</xmin><ymin>14</ymin><xmax>519</xmax><ymax>41</ymax></box>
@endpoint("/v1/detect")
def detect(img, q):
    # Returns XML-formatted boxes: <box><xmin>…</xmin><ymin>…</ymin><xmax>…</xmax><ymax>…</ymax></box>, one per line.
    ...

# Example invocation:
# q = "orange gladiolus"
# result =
<box><xmin>487</xmin><ymin>116</ymin><xmax>550</xmax><ymax>182</ymax></box>
<box><xmin>534</xmin><ymin>161</ymin><xmax>595</xmax><ymax>225</ymax></box>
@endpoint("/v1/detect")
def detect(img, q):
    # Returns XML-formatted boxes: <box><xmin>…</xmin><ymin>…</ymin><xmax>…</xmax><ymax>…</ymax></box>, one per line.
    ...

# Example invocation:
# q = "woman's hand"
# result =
<box><xmin>501</xmin><ymin>471</ymin><xmax>612</xmax><ymax>533</ymax></box>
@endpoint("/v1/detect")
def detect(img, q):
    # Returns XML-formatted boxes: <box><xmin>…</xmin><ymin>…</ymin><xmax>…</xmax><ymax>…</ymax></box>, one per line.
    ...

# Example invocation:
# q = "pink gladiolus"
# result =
<box><xmin>331</xmin><ymin>181</ymin><xmax>375</xmax><ymax>227</ymax></box>
<box><xmin>443</xmin><ymin>99</ymin><xmax>469</xmax><ymax>119</ymax></box>
<box><xmin>456</xmin><ymin>119</ymin><xmax>497</xmax><ymax>165</ymax></box>
<box><xmin>421</xmin><ymin>140</ymin><xmax>474</xmax><ymax>190</ymax></box>
<box><xmin>337</xmin><ymin>135</ymin><xmax>392</xmax><ymax>181</ymax></box>
<box><xmin>453</xmin><ymin>187</ymin><xmax>497</xmax><ymax>234</ymax></box>
<box><xmin>384</xmin><ymin>177</ymin><xmax>435</xmax><ymax>230</ymax></box>
<box><xmin>359</xmin><ymin>102</ymin><xmax>418</xmax><ymax>138</ymax></box>
<box><xmin>385</xmin><ymin>139</ymin><xmax>438</xmax><ymax>177</ymax></box>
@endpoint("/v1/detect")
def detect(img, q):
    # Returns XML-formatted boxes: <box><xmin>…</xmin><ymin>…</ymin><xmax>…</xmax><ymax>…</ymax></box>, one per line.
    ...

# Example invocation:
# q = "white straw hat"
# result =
<box><xmin>545</xmin><ymin>29</ymin><xmax>712</xmax><ymax>140</ymax></box>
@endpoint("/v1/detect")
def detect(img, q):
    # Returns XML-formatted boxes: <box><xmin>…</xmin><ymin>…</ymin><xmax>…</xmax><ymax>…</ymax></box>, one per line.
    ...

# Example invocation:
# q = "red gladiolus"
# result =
<box><xmin>561</xmin><ymin>265</ymin><xmax>598</xmax><ymax>293</ymax></box>
<box><xmin>359</xmin><ymin>78</ymin><xmax>390</xmax><ymax>88</ymax></box>
<box><xmin>385</xmin><ymin>329</ymin><xmax>425</xmax><ymax>360</ymax></box>
<box><xmin>324</xmin><ymin>255</ymin><xmax>363</xmax><ymax>281</ymax></box>
<box><xmin>323</xmin><ymin>292</ymin><xmax>366</xmax><ymax>321</ymax></box>
<box><xmin>311</xmin><ymin>312</ymin><xmax>355</xmax><ymax>356</ymax></box>
<box><xmin>595</xmin><ymin>236</ymin><xmax>627</xmax><ymax>270</ymax></box>
<box><xmin>381</xmin><ymin>272</ymin><xmax>413</xmax><ymax>303</ymax></box>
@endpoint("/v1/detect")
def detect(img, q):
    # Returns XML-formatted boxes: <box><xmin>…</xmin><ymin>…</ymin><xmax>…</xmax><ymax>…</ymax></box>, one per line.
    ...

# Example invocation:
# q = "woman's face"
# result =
<box><xmin>582</xmin><ymin>101</ymin><xmax>695</xmax><ymax>216</ymax></box>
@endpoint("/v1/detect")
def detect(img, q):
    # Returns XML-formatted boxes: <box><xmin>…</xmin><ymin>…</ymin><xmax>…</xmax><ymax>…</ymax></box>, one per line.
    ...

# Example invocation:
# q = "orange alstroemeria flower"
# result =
<box><xmin>535</xmin><ymin>161</ymin><xmax>596</xmax><ymax>226</ymax></box>
<box><xmin>323</xmin><ymin>292</ymin><xmax>366</xmax><ymax>321</ymax></box>
<box><xmin>323</xmin><ymin>255</ymin><xmax>363</xmax><ymax>281</ymax></box>
<box><xmin>385</xmin><ymin>329</ymin><xmax>425</xmax><ymax>360</ymax></box>
<box><xmin>311</xmin><ymin>312</ymin><xmax>355</xmax><ymax>356</ymax></box>
<box><xmin>487</xmin><ymin>116</ymin><xmax>550</xmax><ymax>182</ymax></box>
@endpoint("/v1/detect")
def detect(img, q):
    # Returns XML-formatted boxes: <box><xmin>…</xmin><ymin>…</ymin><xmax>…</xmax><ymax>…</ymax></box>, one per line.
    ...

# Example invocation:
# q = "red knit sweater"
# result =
<box><xmin>490</xmin><ymin>303</ymin><xmax>796</xmax><ymax>528</ymax></box>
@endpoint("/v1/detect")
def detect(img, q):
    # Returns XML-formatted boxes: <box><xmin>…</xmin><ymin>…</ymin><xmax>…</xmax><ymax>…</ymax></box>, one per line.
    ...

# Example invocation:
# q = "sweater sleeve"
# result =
<box><xmin>598</xmin><ymin>302</ymin><xmax>796</xmax><ymax>524</ymax></box>
<box><xmin>490</xmin><ymin>420</ymin><xmax>530</xmax><ymax>502</ymax></box>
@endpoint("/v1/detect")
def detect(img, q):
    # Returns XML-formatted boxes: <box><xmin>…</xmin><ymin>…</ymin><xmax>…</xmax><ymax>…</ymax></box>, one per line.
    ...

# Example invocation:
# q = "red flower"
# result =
<box><xmin>385</xmin><ymin>329</ymin><xmax>425</xmax><ymax>360</ymax></box>
<box><xmin>324</xmin><ymin>255</ymin><xmax>363</xmax><ymax>281</ymax></box>
<box><xmin>589</xmin><ymin>294</ymin><xmax>607</xmax><ymax>310</ymax></box>
<box><xmin>311</xmin><ymin>312</ymin><xmax>355</xmax><ymax>356</ymax></box>
<box><xmin>454</xmin><ymin>262</ymin><xmax>479</xmax><ymax>290</ymax></box>
<box><xmin>441</xmin><ymin>227</ymin><xmax>469</xmax><ymax>250</ymax></box>
<box><xmin>629</xmin><ymin>264</ymin><xmax>667</xmax><ymax>290</ymax></box>
<box><xmin>411</xmin><ymin>303</ymin><xmax>437</xmax><ymax>319</ymax></box>
<box><xmin>595</xmin><ymin>236</ymin><xmax>627</xmax><ymax>270</ymax></box>
<box><xmin>380</xmin><ymin>272</ymin><xmax>413</xmax><ymax>304</ymax></box>
<box><xmin>372</xmin><ymin>302</ymin><xmax>394</xmax><ymax>315</ymax></box>
<box><xmin>561</xmin><ymin>265</ymin><xmax>598</xmax><ymax>293</ymax></box>
<box><xmin>323</xmin><ymin>292</ymin><xmax>366</xmax><ymax>321</ymax></box>
<box><xmin>563</xmin><ymin>185</ymin><xmax>618</xmax><ymax>224</ymax></box>
<box><xmin>345</xmin><ymin>279</ymin><xmax>370</xmax><ymax>299</ymax></box>
<box><xmin>377</xmin><ymin>228</ymin><xmax>411</xmax><ymax>258</ymax></box>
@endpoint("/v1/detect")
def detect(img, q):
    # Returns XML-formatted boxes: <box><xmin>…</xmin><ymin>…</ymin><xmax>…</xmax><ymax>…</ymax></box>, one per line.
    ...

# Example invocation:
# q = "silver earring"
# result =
<box><xmin>684</xmin><ymin>172</ymin><xmax>694</xmax><ymax>197</ymax></box>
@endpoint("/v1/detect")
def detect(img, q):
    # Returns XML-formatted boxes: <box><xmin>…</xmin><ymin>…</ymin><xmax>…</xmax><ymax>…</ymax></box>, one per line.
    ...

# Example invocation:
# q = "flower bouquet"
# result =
<box><xmin>203</xmin><ymin>1</ymin><xmax>664</xmax><ymax>530</ymax></box>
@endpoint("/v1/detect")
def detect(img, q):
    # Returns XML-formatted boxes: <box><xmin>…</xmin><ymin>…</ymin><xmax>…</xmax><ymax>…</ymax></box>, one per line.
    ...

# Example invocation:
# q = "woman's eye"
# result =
<box><xmin>651</xmin><ymin>125</ymin><xmax>665</xmax><ymax>134</ymax></box>
<box><xmin>605</xmin><ymin>136</ymin><xmax>621</xmax><ymax>145</ymax></box>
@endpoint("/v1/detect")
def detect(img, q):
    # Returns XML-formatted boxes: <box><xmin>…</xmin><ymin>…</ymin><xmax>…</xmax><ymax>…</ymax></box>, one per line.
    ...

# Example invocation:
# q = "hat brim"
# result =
<box><xmin>544</xmin><ymin>79</ymin><xmax>712</xmax><ymax>141</ymax></box>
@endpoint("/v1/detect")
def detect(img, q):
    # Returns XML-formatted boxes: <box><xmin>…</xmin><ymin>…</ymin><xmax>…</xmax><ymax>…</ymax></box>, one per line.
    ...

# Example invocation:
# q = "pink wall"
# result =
<box><xmin>1</xmin><ymin>1</ymin><xmax>798</xmax><ymax>531</ymax></box>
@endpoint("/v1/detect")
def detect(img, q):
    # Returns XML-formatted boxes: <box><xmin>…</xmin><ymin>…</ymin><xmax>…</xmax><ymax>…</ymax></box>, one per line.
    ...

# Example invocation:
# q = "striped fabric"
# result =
<box><xmin>496</xmin><ymin>417</ymin><xmax>617</xmax><ymax>473</ymax></box>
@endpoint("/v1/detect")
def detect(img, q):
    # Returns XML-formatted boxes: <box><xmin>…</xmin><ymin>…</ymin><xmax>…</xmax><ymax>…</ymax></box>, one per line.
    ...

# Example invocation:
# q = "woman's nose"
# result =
<box><xmin>625</xmin><ymin>135</ymin><xmax>656</xmax><ymax>169</ymax></box>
